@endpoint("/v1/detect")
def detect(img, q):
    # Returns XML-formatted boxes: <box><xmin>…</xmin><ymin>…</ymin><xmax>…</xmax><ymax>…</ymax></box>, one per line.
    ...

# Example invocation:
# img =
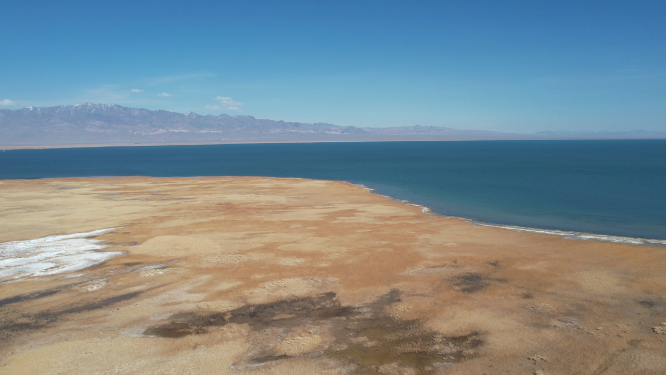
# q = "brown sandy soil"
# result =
<box><xmin>0</xmin><ymin>177</ymin><xmax>664</xmax><ymax>375</ymax></box>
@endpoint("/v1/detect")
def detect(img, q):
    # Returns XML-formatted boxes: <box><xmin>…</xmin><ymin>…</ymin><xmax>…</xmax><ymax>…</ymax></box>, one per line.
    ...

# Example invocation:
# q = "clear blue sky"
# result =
<box><xmin>1</xmin><ymin>0</ymin><xmax>665</xmax><ymax>132</ymax></box>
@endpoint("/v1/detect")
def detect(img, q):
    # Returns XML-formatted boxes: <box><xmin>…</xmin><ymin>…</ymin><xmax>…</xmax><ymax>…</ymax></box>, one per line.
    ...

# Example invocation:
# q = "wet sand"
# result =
<box><xmin>0</xmin><ymin>176</ymin><xmax>664</xmax><ymax>374</ymax></box>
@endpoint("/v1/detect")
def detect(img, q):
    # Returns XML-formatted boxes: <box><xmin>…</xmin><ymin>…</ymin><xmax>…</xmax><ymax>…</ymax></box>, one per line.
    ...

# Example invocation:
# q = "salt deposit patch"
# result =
<box><xmin>0</xmin><ymin>228</ymin><xmax>122</xmax><ymax>280</ymax></box>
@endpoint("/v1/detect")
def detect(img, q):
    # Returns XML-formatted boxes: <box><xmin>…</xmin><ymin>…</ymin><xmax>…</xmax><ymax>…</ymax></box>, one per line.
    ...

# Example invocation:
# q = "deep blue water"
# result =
<box><xmin>1</xmin><ymin>140</ymin><xmax>665</xmax><ymax>240</ymax></box>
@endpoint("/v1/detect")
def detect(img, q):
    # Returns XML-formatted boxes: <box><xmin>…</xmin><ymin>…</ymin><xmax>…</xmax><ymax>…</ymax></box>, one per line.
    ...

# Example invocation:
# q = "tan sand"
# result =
<box><xmin>0</xmin><ymin>176</ymin><xmax>664</xmax><ymax>374</ymax></box>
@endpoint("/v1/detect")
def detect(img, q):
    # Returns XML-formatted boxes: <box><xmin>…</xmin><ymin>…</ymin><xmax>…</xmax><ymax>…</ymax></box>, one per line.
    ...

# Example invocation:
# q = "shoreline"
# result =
<box><xmin>2</xmin><ymin>137</ymin><xmax>666</xmax><ymax>151</ymax></box>
<box><xmin>3</xmin><ymin>173</ymin><xmax>663</xmax><ymax>247</ymax></box>
<box><xmin>2</xmin><ymin>141</ymin><xmax>663</xmax><ymax>244</ymax></box>
<box><xmin>351</xmin><ymin>182</ymin><xmax>666</xmax><ymax>247</ymax></box>
<box><xmin>0</xmin><ymin>139</ymin><xmax>504</xmax><ymax>151</ymax></box>
<box><xmin>1</xmin><ymin>176</ymin><xmax>665</xmax><ymax>374</ymax></box>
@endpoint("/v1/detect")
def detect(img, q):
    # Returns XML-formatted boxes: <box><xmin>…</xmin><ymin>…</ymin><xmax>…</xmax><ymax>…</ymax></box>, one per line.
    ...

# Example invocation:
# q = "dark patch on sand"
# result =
<box><xmin>59</xmin><ymin>291</ymin><xmax>143</xmax><ymax>315</ymax></box>
<box><xmin>0</xmin><ymin>287</ymin><xmax>62</xmax><ymax>308</ymax></box>
<box><xmin>144</xmin><ymin>290</ymin><xmax>483</xmax><ymax>374</ymax></box>
<box><xmin>0</xmin><ymin>291</ymin><xmax>143</xmax><ymax>340</ymax></box>
<box><xmin>249</xmin><ymin>354</ymin><xmax>291</xmax><ymax>364</ymax></box>
<box><xmin>639</xmin><ymin>300</ymin><xmax>656</xmax><ymax>308</ymax></box>
<box><xmin>144</xmin><ymin>321</ymin><xmax>208</xmax><ymax>338</ymax></box>
<box><xmin>451</xmin><ymin>272</ymin><xmax>490</xmax><ymax>293</ymax></box>
<box><xmin>488</xmin><ymin>261</ymin><xmax>500</xmax><ymax>268</ymax></box>
<box><xmin>146</xmin><ymin>291</ymin><xmax>351</xmax><ymax>336</ymax></box>
<box><xmin>331</xmin><ymin>319</ymin><xmax>482</xmax><ymax>374</ymax></box>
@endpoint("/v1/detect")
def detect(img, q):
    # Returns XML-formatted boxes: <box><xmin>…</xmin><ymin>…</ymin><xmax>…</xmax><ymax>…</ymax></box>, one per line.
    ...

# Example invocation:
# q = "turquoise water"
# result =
<box><xmin>1</xmin><ymin>140</ymin><xmax>665</xmax><ymax>241</ymax></box>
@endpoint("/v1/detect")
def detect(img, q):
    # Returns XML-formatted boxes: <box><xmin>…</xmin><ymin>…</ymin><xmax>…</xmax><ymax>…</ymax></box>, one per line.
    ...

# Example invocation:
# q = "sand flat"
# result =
<box><xmin>0</xmin><ymin>176</ymin><xmax>664</xmax><ymax>374</ymax></box>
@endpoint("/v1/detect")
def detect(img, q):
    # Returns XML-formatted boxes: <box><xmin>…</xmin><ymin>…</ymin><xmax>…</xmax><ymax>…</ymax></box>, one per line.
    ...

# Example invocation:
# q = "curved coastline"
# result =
<box><xmin>350</xmin><ymin>182</ymin><xmax>666</xmax><ymax>247</ymax></box>
<box><xmin>5</xmin><ymin>174</ymin><xmax>664</xmax><ymax>247</ymax></box>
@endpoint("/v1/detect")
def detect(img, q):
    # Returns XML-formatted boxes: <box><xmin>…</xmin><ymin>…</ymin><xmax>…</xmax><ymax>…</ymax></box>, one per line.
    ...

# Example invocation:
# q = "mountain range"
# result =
<box><xmin>1</xmin><ymin>103</ymin><xmax>664</xmax><ymax>147</ymax></box>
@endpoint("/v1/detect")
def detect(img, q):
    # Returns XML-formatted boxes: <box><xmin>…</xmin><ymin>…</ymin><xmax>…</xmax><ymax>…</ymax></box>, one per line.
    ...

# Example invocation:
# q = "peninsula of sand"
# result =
<box><xmin>0</xmin><ymin>177</ymin><xmax>664</xmax><ymax>374</ymax></box>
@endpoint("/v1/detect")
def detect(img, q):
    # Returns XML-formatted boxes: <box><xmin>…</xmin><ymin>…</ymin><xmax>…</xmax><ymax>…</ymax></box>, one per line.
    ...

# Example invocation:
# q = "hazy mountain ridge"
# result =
<box><xmin>0</xmin><ymin>103</ymin><xmax>365</xmax><ymax>136</ymax></box>
<box><xmin>362</xmin><ymin>125</ymin><xmax>505</xmax><ymax>136</ymax></box>
<box><xmin>534</xmin><ymin>130</ymin><xmax>666</xmax><ymax>138</ymax></box>
<box><xmin>1</xmin><ymin>103</ymin><xmax>664</xmax><ymax>146</ymax></box>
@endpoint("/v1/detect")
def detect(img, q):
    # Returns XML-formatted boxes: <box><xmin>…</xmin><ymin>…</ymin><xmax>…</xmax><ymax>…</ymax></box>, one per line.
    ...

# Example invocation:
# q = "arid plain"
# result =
<box><xmin>0</xmin><ymin>177</ymin><xmax>664</xmax><ymax>374</ymax></box>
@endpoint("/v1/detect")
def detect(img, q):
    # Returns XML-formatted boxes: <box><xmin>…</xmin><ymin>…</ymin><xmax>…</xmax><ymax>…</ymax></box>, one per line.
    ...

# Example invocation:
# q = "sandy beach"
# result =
<box><xmin>0</xmin><ymin>176</ymin><xmax>664</xmax><ymax>374</ymax></box>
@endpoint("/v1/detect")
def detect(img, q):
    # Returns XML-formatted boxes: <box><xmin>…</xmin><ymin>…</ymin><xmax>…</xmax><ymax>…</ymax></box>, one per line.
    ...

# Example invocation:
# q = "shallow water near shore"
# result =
<box><xmin>1</xmin><ymin>140</ymin><xmax>665</xmax><ymax>240</ymax></box>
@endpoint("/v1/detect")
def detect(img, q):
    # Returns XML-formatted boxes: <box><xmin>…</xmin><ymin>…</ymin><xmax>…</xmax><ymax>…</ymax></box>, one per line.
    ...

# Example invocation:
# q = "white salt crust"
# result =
<box><xmin>0</xmin><ymin>228</ymin><xmax>122</xmax><ymax>280</ymax></box>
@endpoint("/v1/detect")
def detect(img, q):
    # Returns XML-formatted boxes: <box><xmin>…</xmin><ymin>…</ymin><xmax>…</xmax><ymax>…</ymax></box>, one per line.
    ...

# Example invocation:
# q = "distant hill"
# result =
<box><xmin>533</xmin><ymin>130</ymin><xmax>666</xmax><ymax>139</ymax></box>
<box><xmin>362</xmin><ymin>125</ymin><xmax>506</xmax><ymax>137</ymax></box>
<box><xmin>0</xmin><ymin>103</ymin><xmax>367</xmax><ymax>146</ymax></box>
<box><xmin>0</xmin><ymin>103</ymin><xmax>664</xmax><ymax>147</ymax></box>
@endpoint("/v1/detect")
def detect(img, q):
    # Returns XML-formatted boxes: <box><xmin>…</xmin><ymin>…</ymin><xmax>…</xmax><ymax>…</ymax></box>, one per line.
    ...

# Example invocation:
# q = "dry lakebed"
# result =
<box><xmin>0</xmin><ymin>176</ymin><xmax>664</xmax><ymax>374</ymax></box>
